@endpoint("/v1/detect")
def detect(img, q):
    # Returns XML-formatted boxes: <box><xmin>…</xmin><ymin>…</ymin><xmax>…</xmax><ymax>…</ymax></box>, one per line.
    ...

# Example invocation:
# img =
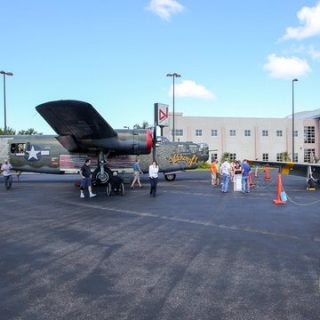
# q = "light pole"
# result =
<box><xmin>292</xmin><ymin>78</ymin><xmax>298</xmax><ymax>162</ymax></box>
<box><xmin>0</xmin><ymin>70</ymin><xmax>14</xmax><ymax>134</ymax></box>
<box><xmin>166</xmin><ymin>72</ymin><xmax>181</xmax><ymax>142</ymax></box>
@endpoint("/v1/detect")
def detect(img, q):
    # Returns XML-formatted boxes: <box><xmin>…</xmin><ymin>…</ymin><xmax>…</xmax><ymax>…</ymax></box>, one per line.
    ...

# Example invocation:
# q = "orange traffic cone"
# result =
<box><xmin>264</xmin><ymin>165</ymin><xmax>271</xmax><ymax>181</ymax></box>
<box><xmin>273</xmin><ymin>173</ymin><xmax>287</xmax><ymax>205</ymax></box>
<box><xmin>249</xmin><ymin>173</ymin><xmax>255</xmax><ymax>189</ymax></box>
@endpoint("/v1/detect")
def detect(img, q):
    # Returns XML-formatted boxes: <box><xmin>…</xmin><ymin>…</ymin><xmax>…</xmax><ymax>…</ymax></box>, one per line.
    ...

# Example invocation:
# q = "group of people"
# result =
<box><xmin>2</xmin><ymin>156</ymin><xmax>251</xmax><ymax>196</ymax></box>
<box><xmin>79</xmin><ymin>158</ymin><xmax>159</xmax><ymax>198</ymax></box>
<box><xmin>211</xmin><ymin>159</ymin><xmax>251</xmax><ymax>193</ymax></box>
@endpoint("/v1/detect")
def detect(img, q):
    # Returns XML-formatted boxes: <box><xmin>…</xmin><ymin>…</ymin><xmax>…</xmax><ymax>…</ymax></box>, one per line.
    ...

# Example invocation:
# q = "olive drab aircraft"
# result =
<box><xmin>0</xmin><ymin>100</ymin><xmax>209</xmax><ymax>183</ymax></box>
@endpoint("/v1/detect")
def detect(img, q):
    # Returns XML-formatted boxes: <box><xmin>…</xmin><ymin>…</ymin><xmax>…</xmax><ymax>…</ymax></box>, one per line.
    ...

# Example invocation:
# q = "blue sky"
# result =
<box><xmin>1</xmin><ymin>0</ymin><xmax>320</xmax><ymax>134</ymax></box>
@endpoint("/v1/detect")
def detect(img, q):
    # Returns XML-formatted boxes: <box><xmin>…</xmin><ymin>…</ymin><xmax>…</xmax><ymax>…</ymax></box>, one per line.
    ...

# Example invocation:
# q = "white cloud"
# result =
<box><xmin>308</xmin><ymin>45</ymin><xmax>320</xmax><ymax>60</ymax></box>
<box><xmin>263</xmin><ymin>54</ymin><xmax>311</xmax><ymax>79</ymax></box>
<box><xmin>282</xmin><ymin>2</ymin><xmax>320</xmax><ymax>40</ymax></box>
<box><xmin>169</xmin><ymin>80</ymin><xmax>216</xmax><ymax>100</ymax></box>
<box><xmin>147</xmin><ymin>0</ymin><xmax>184</xmax><ymax>21</ymax></box>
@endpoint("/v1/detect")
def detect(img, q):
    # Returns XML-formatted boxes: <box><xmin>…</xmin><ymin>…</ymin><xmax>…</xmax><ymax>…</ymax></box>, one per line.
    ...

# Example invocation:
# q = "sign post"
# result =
<box><xmin>153</xmin><ymin>103</ymin><xmax>169</xmax><ymax>160</ymax></box>
<box><xmin>154</xmin><ymin>103</ymin><xmax>169</xmax><ymax>137</ymax></box>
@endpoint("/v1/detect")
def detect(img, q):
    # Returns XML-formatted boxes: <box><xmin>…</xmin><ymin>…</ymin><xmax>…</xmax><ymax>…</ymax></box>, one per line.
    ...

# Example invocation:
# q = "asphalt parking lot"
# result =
<box><xmin>0</xmin><ymin>171</ymin><xmax>319</xmax><ymax>320</ymax></box>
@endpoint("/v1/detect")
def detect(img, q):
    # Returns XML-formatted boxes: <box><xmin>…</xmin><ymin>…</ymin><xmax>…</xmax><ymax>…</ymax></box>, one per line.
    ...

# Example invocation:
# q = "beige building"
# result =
<box><xmin>163</xmin><ymin>110</ymin><xmax>320</xmax><ymax>163</ymax></box>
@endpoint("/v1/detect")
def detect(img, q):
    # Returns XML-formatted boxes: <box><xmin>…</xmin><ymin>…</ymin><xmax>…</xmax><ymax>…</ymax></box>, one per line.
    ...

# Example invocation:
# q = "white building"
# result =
<box><xmin>163</xmin><ymin>110</ymin><xmax>320</xmax><ymax>163</ymax></box>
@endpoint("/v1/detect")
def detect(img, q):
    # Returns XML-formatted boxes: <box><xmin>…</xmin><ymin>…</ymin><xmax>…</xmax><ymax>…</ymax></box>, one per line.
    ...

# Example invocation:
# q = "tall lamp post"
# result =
<box><xmin>292</xmin><ymin>78</ymin><xmax>298</xmax><ymax>162</ymax></box>
<box><xmin>166</xmin><ymin>72</ymin><xmax>181</xmax><ymax>142</ymax></box>
<box><xmin>0</xmin><ymin>70</ymin><xmax>14</xmax><ymax>134</ymax></box>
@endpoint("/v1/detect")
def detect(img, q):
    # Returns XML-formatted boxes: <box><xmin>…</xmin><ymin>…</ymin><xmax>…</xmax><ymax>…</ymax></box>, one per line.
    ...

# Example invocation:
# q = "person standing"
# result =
<box><xmin>215</xmin><ymin>160</ymin><xmax>220</xmax><ymax>186</ymax></box>
<box><xmin>80</xmin><ymin>158</ymin><xmax>96</xmax><ymax>198</ymax></box>
<box><xmin>1</xmin><ymin>160</ymin><xmax>13</xmax><ymax>190</ymax></box>
<box><xmin>130</xmin><ymin>158</ymin><xmax>143</xmax><ymax>188</ymax></box>
<box><xmin>233</xmin><ymin>160</ymin><xmax>242</xmax><ymax>191</ymax></box>
<box><xmin>220</xmin><ymin>159</ymin><xmax>231</xmax><ymax>193</ymax></box>
<box><xmin>210</xmin><ymin>159</ymin><xmax>218</xmax><ymax>186</ymax></box>
<box><xmin>241</xmin><ymin>159</ymin><xmax>251</xmax><ymax>193</ymax></box>
<box><xmin>148</xmin><ymin>160</ymin><xmax>159</xmax><ymax>197</ymax></box>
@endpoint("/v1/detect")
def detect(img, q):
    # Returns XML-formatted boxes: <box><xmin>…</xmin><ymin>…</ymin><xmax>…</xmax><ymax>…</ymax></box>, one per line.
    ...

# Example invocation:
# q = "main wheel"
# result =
<box><xmin>93</xmin><ymin>166</ymin><xmax>113</xmax><ymax>185</ymax></box>
<box><xmin>164</xmin><ymin>173</ymin><xmax>176</xmax><ymax>182</ymax></box>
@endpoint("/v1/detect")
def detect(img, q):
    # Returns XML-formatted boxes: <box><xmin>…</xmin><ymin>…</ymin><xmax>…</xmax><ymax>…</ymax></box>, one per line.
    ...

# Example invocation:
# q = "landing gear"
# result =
<box><xmin>306</xmin><ymin>166</ymin><xmax>317</xmax><ymax>190</ymax></box>
<box><xmin>92</xmin><ymin>151</ymin><xmax>113</xmax><ymax>185</ymax></box>
<box><xmin>92</xmin><ymin>166</ymin><xmax>113</xmax><ymax>185</ymax></box>
<box><xmin>164</xmin><ymin>173</ymin><xmax>176</xmax><ymax>181</ymax></box>
<box><xmin>307</xmin><ymin>177</ymin><xmax>317</xmax><ymax>190</ymax></box>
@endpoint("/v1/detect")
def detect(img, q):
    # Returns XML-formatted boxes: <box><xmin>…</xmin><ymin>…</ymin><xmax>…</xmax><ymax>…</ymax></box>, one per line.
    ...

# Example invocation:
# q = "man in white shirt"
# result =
<box><xmin>1</xmin><ymin>160</ymin><xmax>13</xmax><ymax>190</ymax></box>
<box><xmin>220</xmin><ymin>160</ymin><xmax>231</xmax><ymax>192</ymax></box>
<box><xmin>148</xmin><ymin>161</ymin><xmax>159</xmax><ymax>197</ymax></box>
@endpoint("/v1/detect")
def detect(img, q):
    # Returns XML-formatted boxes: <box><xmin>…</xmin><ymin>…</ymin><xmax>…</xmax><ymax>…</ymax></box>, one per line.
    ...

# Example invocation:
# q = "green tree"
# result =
<box><xmin>220</xmin><ymin>152</ymin><xmax>231</xmax><ymax>162</ymax></box>
<box><xmin>280</xmin><ymin>152</ymin><xmax>291</xmax><ymax>162</ymax></box>
<box><xmin>0</xmin><ymin>127</ymin><xmax>16</xmax><ymax>135</ymax></box>
<box><xmin>133</xmin><ymin>121</ymin><xmax>151</xmax><ymax>129</ymax></box>
<box><xmin>18</xmin><ymin>128</ymin><xmax>42</xmax><ymax>135</ymax></box>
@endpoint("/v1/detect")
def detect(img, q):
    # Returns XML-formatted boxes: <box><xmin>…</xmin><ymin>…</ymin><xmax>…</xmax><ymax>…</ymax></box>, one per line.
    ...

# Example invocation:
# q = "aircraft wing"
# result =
<box><xmin>36</xmin><ymin>100</ymin><xmax>117</xmax><ymax>152</ymax></box>
<box><xmin>248</xmin><ymin>160</ymin><xmax>320</xmax><ymax>179</ymax></box>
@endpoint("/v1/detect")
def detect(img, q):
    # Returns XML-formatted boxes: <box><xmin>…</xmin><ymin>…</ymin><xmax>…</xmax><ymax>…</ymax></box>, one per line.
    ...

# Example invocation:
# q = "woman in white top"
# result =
<box><xmin>148</xmin><ymin>160</ymin><xmax>159</xmax><ymax>197</ymax></box>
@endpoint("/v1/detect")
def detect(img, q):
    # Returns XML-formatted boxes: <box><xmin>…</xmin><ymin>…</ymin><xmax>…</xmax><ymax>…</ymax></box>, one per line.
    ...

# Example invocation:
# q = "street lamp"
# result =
<box><xmin>166</xmin><ymin>72</ymin><xmax>181</xmax><ymax>142</ymax></box>
<box><xmin>0</xmin><ymin>70</ymin><xmax>14</xmax><ymax>134</ymax></box>
<box><xmin>292</xmin><ymin>78</ymin><xmax>298</xmax><ymax>162</ymax></box>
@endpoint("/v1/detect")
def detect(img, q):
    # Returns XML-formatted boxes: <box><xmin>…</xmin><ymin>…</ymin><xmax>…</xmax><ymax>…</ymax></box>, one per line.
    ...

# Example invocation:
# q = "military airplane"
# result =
<box><xmin>0</xmin><ymin>100</ymin><xmax>209</xmax><ymax>183</ymax></box>
<box><xmin>248</xmin><ymin>160</ymin><xmax>320</xmax><ymax>189</ymax></box>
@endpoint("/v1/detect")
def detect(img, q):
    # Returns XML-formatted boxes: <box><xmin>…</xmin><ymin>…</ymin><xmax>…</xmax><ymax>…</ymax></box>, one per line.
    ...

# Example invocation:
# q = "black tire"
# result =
<box><xmin>164</xmin><ymin>173</ymin><xmax>176</xmax><ymax>182</ymax></box>
<box><xmin>106</xmin><ymin>182</ymin><xmax>112</xmax><ymax>196</ymax></box>
<box><xmin>93</xmin><ymin>166</ymin><xmax>113</xmax><ymax>185</ymax></box>
<box><xmin>307</xmin><ymin>178</ymin><xmax>316</xmax><ymax>188</ymax></box>
<box><xmin>120</xmin><ymin>183</ymin><xmax>125</xmax><ymax>196</ymax></box>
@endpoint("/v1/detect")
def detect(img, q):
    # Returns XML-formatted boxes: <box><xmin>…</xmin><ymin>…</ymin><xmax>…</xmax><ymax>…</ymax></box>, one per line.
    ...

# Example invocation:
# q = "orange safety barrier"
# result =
<box><xmin>264</xmin><ymin>165</ymin><xmax>271</xmax><ymax>181</ymax></box>
<box><xmin>273</xmin><ymin>173</ymin><xmax>287</xmax><ymax>205</ymax></box>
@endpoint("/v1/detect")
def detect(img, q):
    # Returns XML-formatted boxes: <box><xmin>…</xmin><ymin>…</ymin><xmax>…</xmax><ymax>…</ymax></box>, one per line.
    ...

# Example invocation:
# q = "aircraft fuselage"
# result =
<box><xmin>0</xmin><ymin>135</ymin><xmax>209</xmax><ymax>177</ymax></box>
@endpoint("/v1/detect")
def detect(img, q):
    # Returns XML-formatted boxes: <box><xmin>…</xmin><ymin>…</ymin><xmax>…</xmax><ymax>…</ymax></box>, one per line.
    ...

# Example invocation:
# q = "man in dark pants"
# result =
<box><xmin>80</xmin><ymin>158</ymin><xmax>96</xmax><ymax>198</ymax></box>
<box><xmin>148</xmin><ymin>160</ymin><xmax>159</xmax><ymax>197</ymax></box>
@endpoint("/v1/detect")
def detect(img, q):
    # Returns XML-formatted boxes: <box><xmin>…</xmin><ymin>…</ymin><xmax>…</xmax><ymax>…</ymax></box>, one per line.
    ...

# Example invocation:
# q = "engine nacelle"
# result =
<box><xmin>82</xmin><ymin>129</ymin><xmax>153</xmax><ymax>155</ymax></box>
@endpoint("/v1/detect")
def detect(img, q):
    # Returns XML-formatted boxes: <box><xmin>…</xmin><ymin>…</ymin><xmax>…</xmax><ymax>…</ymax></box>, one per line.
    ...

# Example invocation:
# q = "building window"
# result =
<box><xmin>276</xmin><ymin>130</ymin><xmax>283</xmax><ymax>137</ymax></box>
<box><xmin>304</xmin><ymin>149</ymin><xmax>315</xmax><ymax>163</ymax></box>
<box><xmin>276</xmin><ymin>153</ymin><xmax>282</xmax><ymax>162</ymax></box>
<box><xmin>211</xmin><ymin>153</ymin><xmax>218</xmax><ymax>161</ymax></box>
<box><xmin>262</xmin><ymin>130</ymin><xmax>268</xmax><ymax>137</ymax></box>
<box><xmin>262</xmin><ymin>153</ymin><xmax>269</xmax><ymax>161</ymax></box>
<box><xmin>294</xmin><ymin>130</ymin><xmax>298</xmax><ymax>137</ymax></box>
<box><xmin>173</xmin><ymin>129</ymin><xmax>183</xmax><ymax>136</ymax></box>
<box><xmin>244</xmin><ymin>129</ymin><xmax>251</xmax><ymax>136</ymax></box>
<box><xmin>211</xmin><ymin>129</ymin><xmax>218</xmax><ymax>136</ymax></box>
<box><xmin>230</xmin><ymin>130</ymin><xmax>236</xmax><ymax>136</ymax></box>
<box><xmin>293</xmin><ymin>153</ymin><xmax>298</xmax><ymax>162</ymax></box>
<box><xmin>229</xmin><ymin>153</ymin><xmax>237</xmax><ymax>161</ymax></box>
<box><xmin>304</xmin><ymin>126</ymin><xmax>315</xmax><ymax>143</ymax></box>
<box><xmin>195</xmin><ymin>129</ymin><xmax>202</xmax><ymax>136</ymax></box>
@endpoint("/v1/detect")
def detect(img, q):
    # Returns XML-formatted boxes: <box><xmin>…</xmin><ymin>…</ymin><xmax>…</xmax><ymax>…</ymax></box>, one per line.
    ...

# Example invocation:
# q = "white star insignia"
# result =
<box><xmin>26</xmin><ymin>146</ymin><xmax>41</xmax><ymax>160</ymax></box>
